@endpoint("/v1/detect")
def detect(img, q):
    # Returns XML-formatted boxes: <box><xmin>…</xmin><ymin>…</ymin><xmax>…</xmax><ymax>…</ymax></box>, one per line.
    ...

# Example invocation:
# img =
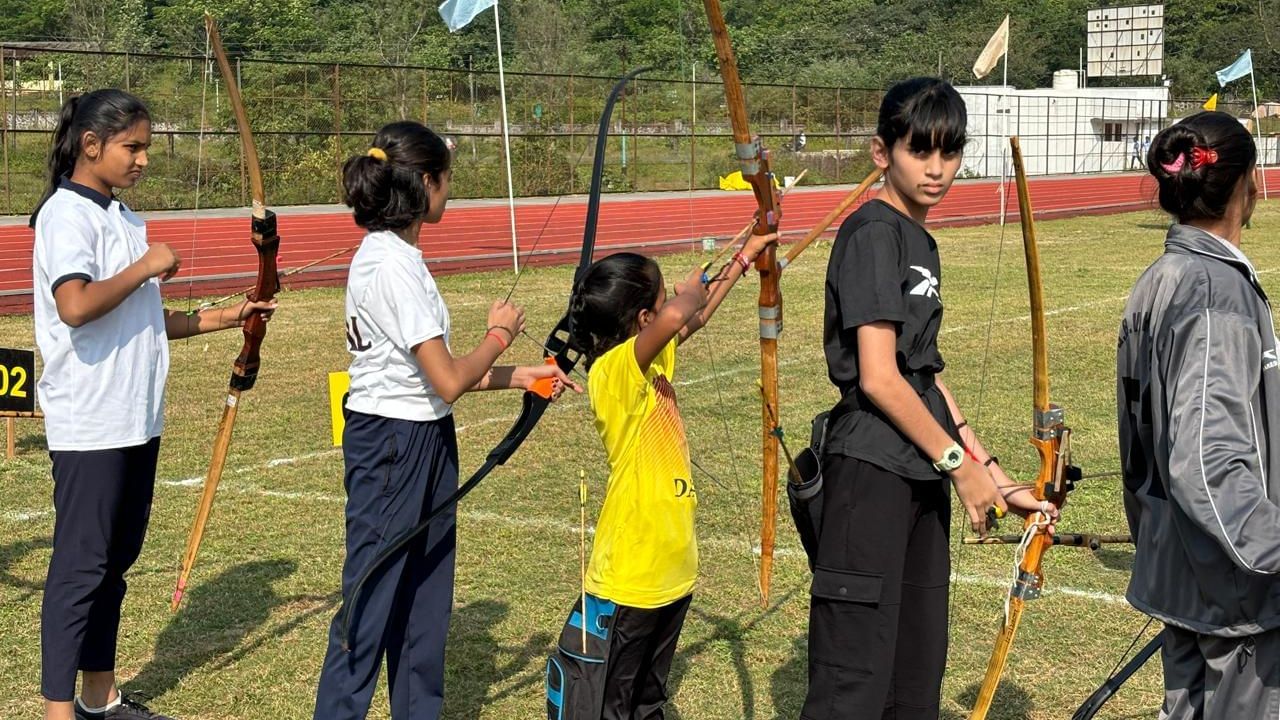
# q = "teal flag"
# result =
<box><xmin>1216</xmin><ymin>49</ymin><xmax>1253</xmax><ymax>87</ymax></box>
<box><xmin>438</xmin><ymin>0</ymin><xmax>496</xmax><ymax>32</ymax></box>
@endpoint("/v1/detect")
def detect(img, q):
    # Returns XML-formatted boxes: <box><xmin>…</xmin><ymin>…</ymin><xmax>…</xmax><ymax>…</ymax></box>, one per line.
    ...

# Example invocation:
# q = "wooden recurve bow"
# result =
<box><xmin>967</xmin><ymin>136</ymin><xmax>1077</xmax><ymax>718</ymax></box>
<box><xmin>699</xmin><ymin>0</ymin><xmax>785</xmax><ymax>605</ymax></box>
<box><xmin>171</xmin><ymin>14</ymin><xmax>281</xmax><ymax>611</ymax></box>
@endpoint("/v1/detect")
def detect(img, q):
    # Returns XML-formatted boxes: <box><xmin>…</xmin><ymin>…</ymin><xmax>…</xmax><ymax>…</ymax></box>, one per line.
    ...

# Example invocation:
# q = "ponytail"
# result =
<box><xmin>29</xmin><ymin>89</ymin><xmax>150</xmax><ymax>228</ymax></box>
<box><xmin>1147</xmin><ymin>111</ymin><xmax>1256</xmax><ymax>223</ymax></box>
<box><xmin>343</xmin><ymin>121</ymin><xmax>451</xmax><ymax>232</ymax></box>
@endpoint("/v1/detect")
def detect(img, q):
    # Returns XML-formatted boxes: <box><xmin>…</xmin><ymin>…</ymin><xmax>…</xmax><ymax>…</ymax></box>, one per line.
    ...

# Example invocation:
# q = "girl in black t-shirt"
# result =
<box><xmin>802</xmin><ymin>77</ymin><xmax>1057</xmax><ymax>720</ymax></box>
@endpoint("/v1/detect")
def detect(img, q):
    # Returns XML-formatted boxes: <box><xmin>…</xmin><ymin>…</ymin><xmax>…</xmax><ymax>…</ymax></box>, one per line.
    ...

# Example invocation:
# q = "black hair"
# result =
<box><xmin>1147</xmin><ymin>111</ymin><xmax>1256</xmax><ymax>223</ymax></box>
<box><xmin>567</xmin><ymin>252</ymin><xmax>664</xmax><ymax>368</ymax></box>
<box><xmin>343</xmin><ymin>120</ymin><xmax>452</xmax><ymax>232</ymax></box>
<box><xmin>30</xmin><ymin>89</ymin><xmax>150</xmax><ymax>228</ymax></box>
<box><xmin>877</xmin><ymin>77</ymin><xmax>967</xmax><ymax>155</ymax></box>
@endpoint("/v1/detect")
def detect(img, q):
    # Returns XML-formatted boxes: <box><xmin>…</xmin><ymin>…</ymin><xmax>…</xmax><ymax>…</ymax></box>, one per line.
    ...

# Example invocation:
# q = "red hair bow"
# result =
<box><xmin>1190</xmin><ymin>146</ymin><xmax>1219</xmax><ymax>170</ymax></box>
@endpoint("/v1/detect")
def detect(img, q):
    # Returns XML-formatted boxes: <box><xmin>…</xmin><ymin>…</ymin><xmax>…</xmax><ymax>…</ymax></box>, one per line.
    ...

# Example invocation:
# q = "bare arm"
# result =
<box><xmin>857</xmin><ymin>321</ymin><xmax>1004</xmax><ymax>532</ymax></box>
<box><xmin>634</xmin><ymin>267</ymin><xmax>707</xmax><ymax>373</ymax></box>
<box><xmin>163</xmin><ymin>299</ymin><xmax>277</xmax><ymax>340</ymax></box>
<box><xmin>937</xmin><ymin>378</ymin><xmax>1059</xmax><ymax>525</ymax></box>
<box><xmin>680</xmin><ymin>232</ymin><xmax>778</xmax><ymax>343</ymax></box>
<box><xmin>53</xmin><ymin>244</ymin><xmax>179</xmax><ymax>328</ymax></box>
<box><xmin>414</xmin><ymin>333</ymin><xmax>510</xmax><ymax>405</ymax></box>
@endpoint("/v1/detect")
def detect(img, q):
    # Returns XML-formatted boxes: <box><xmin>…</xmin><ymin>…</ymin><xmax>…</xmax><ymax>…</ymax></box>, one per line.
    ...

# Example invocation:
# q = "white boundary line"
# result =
<box><xmin>3</xmin><ymin>465</ymin><xmax>1130</xmax><ymax>606</ymax></box>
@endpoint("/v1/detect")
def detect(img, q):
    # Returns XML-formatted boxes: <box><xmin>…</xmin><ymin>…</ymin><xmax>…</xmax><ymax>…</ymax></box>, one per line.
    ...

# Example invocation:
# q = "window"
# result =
<box><xmin>1103</xmin><ymin>122</ymin><xmax>1124</xmax><ymax>142</ymax></box>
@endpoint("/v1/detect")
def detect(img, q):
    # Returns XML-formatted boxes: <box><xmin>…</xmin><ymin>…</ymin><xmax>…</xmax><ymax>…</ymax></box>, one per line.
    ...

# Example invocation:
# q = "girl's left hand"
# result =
<box><xmin>525</xmin><ymin>363</ymin><xmax>583</xmax><ymax>400</ymax></box>
<box><xmin>742</xmin><ymin>231</ymin><xmax>780</xmax><ymax>262</ymax></box>
<box><xmin>234</xmin><ymin>298</ymin><xmax>279</xmax><ymax>325</ymax></box>
<box><xmin>1004</xmin><ymin>489</ymin><xmax>1060</xmax><ymax>535</ymax></box>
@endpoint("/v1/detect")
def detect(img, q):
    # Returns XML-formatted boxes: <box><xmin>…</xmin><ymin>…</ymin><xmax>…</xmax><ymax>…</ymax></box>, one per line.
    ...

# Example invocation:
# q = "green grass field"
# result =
<box><xmin>2</xmin><ymin>202</ymin><xmax>1278</xmax><ymax>719</ymax></box>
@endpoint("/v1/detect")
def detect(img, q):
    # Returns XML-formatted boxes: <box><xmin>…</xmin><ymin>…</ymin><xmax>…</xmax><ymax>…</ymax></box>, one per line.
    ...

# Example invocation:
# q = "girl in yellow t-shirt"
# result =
<box><xmin>545</xmin><ymin>233</ymin><xmax>775</xmax><ymax>720</ymax></box>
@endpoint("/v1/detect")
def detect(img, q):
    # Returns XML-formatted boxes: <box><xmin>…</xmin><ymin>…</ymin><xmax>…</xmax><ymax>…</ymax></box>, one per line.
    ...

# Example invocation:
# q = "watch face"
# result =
<box><xmin>935</xmin><ymin>444</ymin><xmax>964</xmax><ymax>471</ymax></box>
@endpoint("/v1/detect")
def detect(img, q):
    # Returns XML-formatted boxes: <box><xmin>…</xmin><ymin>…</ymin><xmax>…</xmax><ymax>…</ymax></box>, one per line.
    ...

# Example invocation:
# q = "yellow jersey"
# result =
<box><xmin>585</xmin><ymin>337</ymin><xmax>697</xmax><ymax>608</ymax></box>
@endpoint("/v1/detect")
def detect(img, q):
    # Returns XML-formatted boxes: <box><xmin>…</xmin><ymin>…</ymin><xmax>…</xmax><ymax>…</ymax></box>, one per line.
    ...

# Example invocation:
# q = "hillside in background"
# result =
<box><xmin>3</xmin><ymin>0</ymin><xmax>1277</xmax><ymax>97</ymax></box>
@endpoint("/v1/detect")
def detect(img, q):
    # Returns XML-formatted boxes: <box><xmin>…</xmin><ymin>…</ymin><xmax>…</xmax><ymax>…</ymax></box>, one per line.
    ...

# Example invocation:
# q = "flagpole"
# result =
<box><xmin>999</xmin><ymin>32</ymin><xmax>1009</xmax><ymax>226</ymax></box>
<box><xmin>493</xmin><ymin>2</ymin><xmax>520</xmax><ymax>271</ymax></box>
<box><xmin>1250</xmin><ymin>65</ymin><xmax>1270</xmax><ymax>200</ymax></box>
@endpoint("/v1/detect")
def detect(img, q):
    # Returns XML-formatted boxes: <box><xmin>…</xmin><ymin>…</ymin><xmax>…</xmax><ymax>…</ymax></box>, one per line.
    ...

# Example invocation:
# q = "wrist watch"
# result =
<box><xmin>932</xmin><ymin>442</ymin><xmax>965</xmax><ymax>473</ymax></box>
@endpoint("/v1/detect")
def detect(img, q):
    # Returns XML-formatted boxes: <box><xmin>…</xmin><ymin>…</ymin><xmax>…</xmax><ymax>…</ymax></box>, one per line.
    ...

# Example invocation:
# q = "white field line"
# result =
<box><xmin>4</xmin><ymin>291</ymin><xmax>1150</xmax><ymax>604</ymax></box>
<box><xmin>4</xmin><ymin>468</ymin><xmax>1129</xmax><ymax>606</ymax></box>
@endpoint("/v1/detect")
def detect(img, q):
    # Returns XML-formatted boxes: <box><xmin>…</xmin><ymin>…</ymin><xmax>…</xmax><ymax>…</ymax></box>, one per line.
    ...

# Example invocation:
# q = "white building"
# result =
<box><xmin>957</xmin><ymin>70</ymin><xmax>1169</xmax><ymax>177</ymax></box>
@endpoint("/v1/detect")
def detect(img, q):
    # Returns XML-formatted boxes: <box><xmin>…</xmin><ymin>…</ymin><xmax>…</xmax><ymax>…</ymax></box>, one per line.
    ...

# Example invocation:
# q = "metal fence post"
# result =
<box><xmin>835</xmin><ymin>87</ymin><xmax>841</xmax><ymax>179</ymax></box>
<box><xmin>689</xmin><ymin>67</ymin><xmax>696</xmax><ymax>191</ymax></box>
<box><xmin>334</xmin><ymin>63</ymin><xmax>342</xmax><ymax>201</ymax></box>
<box><xmin>567</xmin><ymin>73</ymin><xmax>575</xmax><ymax>194</ymax></box>
<box><xmin>2</xmin><ymin>48</ymin><xmax>9</xmax><ymax>215</ymax></box>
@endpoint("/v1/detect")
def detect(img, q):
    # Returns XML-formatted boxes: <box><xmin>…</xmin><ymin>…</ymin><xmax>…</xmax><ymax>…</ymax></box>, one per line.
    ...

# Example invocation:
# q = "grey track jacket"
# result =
<box><xmin>1117</xmin><ymin>224</ymin><xmax>1280</xmax><ymax>637</ymax></box>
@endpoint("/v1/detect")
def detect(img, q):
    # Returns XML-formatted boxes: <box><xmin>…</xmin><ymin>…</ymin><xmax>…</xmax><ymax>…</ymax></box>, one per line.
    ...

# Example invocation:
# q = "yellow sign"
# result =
<box><xmin>1204</xmin><ymin>93</ymin><xmax>1218</xmax><ymax>111</ymax></box>
<box><xmin>328</xmin><ymin>371</ymin><xmax>350</xmax><ymax>447</ymax></box>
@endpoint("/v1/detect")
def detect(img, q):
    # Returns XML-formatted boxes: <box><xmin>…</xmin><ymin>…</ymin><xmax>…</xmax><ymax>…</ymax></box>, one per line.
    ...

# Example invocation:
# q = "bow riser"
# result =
<box><xmin>231</xmin><ymin>214</ymin><xmax>280</xmax><ymax>392</ymax></box>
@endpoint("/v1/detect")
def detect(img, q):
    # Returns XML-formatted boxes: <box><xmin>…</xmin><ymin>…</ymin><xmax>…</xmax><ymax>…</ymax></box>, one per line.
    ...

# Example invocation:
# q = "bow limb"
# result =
<box><xmin>335</xmin><ymin>69</ymin><xmax>647</xmax><ymax>651</ymax></box>
<box><xmin>968</xmin><ymin>136</ymin><xmax>1074</xmax><ymax>718</ymax></box>
<box><xmin>171</xmin><ymin>14</ymin><xmax>281</xmax><ymax>612</ymax></box>
<box><xmin>700</xmin><ymin>0</ymin><xmax>784</xmax><ymax>607</ymax></box>
<box><xmin>1070</xmin><ymin>633</ymin><xmax>1163</xmax><ymax>720</ymax></box>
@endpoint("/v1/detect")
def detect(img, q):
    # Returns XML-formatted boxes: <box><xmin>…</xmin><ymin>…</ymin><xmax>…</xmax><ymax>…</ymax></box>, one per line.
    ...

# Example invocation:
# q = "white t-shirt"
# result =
<box><xmin>32</xmin><ymin>178</ymin><xmax>169</xmax><ymax>451</ymax></box>
<box><xmin>344</xmin><ymin>230</ymin><xmax>452</xmax><ymax>421</ymax></box>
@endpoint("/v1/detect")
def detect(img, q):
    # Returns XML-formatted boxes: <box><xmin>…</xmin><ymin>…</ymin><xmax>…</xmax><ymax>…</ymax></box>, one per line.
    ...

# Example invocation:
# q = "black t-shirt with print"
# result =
<box><xmin>822</xmin><ymin>198</ymin><xmax>954</xmax><ymax>481</ymax></box>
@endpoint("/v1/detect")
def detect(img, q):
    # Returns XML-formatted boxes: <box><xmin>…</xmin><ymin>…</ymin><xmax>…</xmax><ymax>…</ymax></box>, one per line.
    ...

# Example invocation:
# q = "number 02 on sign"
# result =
<box><xmin>0</xmin><ymin>348</ymin><xmax>36</xmax><ymax>414</ymax></box>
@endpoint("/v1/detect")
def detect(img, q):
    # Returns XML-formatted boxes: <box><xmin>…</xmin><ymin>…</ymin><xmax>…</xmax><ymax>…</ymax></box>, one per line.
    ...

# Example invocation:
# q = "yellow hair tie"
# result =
<box><xmin>367</xmin><ymin>147</ymin><xmax>388</xmax><ymax>162</ymax></box>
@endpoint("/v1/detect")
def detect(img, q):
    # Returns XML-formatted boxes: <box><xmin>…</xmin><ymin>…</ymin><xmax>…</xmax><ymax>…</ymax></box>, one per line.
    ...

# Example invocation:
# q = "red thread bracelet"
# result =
<box><xmin>733</xmin><ymin>252</ymin><xmax>751</xmax><ymax>272</ymax></box>
<box><xmin>485</xmin><ymin>331</ymin><xmax>509</xmax><ymax>351</ymax></box>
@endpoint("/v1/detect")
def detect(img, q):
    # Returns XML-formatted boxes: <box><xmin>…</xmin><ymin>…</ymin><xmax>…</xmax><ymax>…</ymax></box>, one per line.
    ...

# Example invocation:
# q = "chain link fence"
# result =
<box><xmin>2</xmin><ymin>45</ymin><xmax>1275</xmax><ymax>215</ymax></box>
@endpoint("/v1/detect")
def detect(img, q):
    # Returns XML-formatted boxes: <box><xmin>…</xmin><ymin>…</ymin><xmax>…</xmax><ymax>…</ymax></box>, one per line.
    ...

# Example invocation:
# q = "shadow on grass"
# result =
<box><xmin>0</xmin><ymin>534</ymin><xmax>51</xmax><ymax>601</ymax></box>
<box><xmin>123</xmin><ymin>558</ymin><xmax>298</xmax><ymax>700</ymax></box>
<box><xmin>443</xmin><ymin>598</ymin><xmax>555</xmax><ymax>719</ymax></box>
<box><xmin>771</xmin><ymin>631</ymin><xmax>968</xmax><ymax>720</ymax></box>
<box><xmin>955</xmin><ymin>680</ymin><xmax>1034</xmax><ymax>720</ymax></box>
<box><xmin>771</xmin><ymin>633</ymin><xmax>807</xmax><ymax>719</ymax></box>
<box><xmin>16</xmin><ymin>430</ymin><xmax>47</xmax><ymax>455</ymax></box>
<box><xmin>1095</xmin><ymin>546</ymin><xmax>1135</xmax><ymax>572</ymax></box>
<box><xmin>665</xmin><ymin>589</ymin><xmax>799</xmax><ymax>720</ymax></box>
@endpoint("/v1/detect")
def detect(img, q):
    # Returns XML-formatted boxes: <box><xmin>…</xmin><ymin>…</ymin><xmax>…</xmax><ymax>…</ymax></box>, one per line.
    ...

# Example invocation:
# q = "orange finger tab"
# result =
<box><xmin>530</xmin><ymin>357</ymin><xmax>558</xmax><ymax>399</ymax></box>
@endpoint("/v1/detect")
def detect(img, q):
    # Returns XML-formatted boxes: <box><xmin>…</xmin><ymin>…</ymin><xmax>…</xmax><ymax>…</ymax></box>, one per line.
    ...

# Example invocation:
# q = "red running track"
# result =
<box><xmin>2</xmin><ymin>169</ymin><xmax>1275</xmax><ymax>315</ymax></box>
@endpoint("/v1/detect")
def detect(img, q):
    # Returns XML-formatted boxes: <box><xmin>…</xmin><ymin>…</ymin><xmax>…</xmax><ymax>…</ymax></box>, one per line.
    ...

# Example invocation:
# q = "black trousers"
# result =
<box><xmin>802</xmin><ymin>455</ymin><xmax>950</xmax><ymax>720</ymax></box>
<box><xmin>314</xmin><ymin>410</ymin><xmax>458</xmax><ymax>720</ymax></box>
<box><xmin>41</xmin><ymin>437</ymin><xmax>160</xmax><ymax>702</ymax></box>
<box><xmin>547</xmin><ymin>593</ymin><xmax>691</xmax><ymax>720</ymax></box>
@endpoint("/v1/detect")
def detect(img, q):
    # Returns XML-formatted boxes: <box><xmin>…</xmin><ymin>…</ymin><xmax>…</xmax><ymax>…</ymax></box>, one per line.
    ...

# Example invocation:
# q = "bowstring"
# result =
<box><xmin>184</xmin><ymin>25</ymin><xmax>212</xmax><ymax>347</ymax></box>
<box><xmin>948</xmin><ymin>153</ymin><xmax>1014</xmax><ymax>631</ymax></box>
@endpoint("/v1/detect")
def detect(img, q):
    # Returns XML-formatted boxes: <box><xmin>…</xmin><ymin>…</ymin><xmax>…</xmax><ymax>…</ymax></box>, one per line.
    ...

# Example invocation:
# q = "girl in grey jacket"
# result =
<box><xmin>1117</xmin><ymin>111</ymin><xmax>1271</xmax><ymax>719</ymax></box>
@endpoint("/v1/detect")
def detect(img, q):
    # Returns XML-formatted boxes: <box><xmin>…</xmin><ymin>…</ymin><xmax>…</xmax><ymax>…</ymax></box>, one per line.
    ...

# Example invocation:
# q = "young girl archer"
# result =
<box><xmin>311</xmin><ymin>120</ymin><xmax>579</xmax><ymax>720</ymax></box>
<box><xmin>1117</xmin><ymin>112</ymin><xmax>1277</xmax><ymax>719</ymax></box>
<box><xmin>31</xmin><ymin>90</ymin><xmax>276</xmax><ymax>720</ymax></box>
<box><xmin>802</xmin><ymin>77</ymin><xmax>1056</xmax><ymax>719</ymax></box>
<box><xmin>543</xmin><ymin>230</ymin><xmax>776</xmax><ymax>720</ymax></box>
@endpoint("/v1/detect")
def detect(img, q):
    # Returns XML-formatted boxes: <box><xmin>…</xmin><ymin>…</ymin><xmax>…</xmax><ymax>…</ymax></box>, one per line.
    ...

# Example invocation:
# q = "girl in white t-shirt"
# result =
<box><xmin>31</xmin><ymin>90</ymin><xmax>275</xmax><ymax>720</ymax></box>
<box><xmin>313</xmin><ymin>121</ymin><xmax>579</xmax><ymax>720</ymax></box>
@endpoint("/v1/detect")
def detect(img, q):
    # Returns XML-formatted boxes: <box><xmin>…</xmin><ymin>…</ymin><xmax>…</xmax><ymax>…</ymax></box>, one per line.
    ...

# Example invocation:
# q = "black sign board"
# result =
<box><xmin>0</xmin><ymin>348</ymin><xmax>36</xmax><ymax>414</ymax></box>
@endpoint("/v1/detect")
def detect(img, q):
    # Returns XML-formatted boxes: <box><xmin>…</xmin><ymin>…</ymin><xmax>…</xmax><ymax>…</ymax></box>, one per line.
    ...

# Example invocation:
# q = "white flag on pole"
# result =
<box><xmin>973</xmin><ymin>15</ymin><xmax>1010</xmax><ymax>80</ymax></box>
